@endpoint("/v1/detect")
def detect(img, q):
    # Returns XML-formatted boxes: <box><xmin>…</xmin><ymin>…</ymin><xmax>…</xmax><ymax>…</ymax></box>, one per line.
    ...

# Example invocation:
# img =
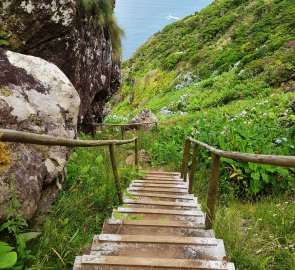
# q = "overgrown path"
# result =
<box><xmin>73</xmin><ymin>171</ymin><xmax>235</xmax><ymax>269</ymax></box>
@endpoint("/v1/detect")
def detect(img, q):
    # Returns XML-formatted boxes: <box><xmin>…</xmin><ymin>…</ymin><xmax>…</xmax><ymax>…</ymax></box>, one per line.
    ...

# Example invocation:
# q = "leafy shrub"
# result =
<box><xmin>161</xmin><ymin>53</ymin><xmax>183</xmax><ymax>70</ymax></box>
<box><xmin>79</xmin><ymin>0</ymin><xmax>124</xmax><ymax>59</ymax></box>
<box><xmin>0</xmin><ymin>241</ymin><xmax>17</xmax><ymax>269</ymax></box>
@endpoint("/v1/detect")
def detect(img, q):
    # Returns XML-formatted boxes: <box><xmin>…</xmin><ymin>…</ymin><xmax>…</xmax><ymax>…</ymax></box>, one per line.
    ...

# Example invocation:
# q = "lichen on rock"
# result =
<box><xmin>0</xmin><ymin>0</ymin><xmax>122</xmax><ymax>133</ymax></box>
<box><xmin>0</xmin><ymin>142</ymin><xmax>11</xmax><ymax>171</ymax></box>
<box><xmin>0</xmin><ymin>48</ymin><xmax>80</xmax><ymax>221</ymax></box>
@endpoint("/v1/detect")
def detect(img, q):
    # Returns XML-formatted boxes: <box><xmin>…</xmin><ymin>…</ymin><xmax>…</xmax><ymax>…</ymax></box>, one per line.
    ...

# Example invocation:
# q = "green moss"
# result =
<box><xmin>0</xmin><ymin>86</ymin><xmax>12</xmax><ymax>97</ymax></box>
<box><xmin>0</xmin><ymin>142</ymin><xmax>11</xmax><ymax>171</ymax></box>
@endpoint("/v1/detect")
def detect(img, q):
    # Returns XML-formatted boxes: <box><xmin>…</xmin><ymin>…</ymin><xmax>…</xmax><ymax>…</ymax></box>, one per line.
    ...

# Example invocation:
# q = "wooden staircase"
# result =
<box><xmin>73</xmin><ymin>171</ymin><xmax>235</xmax><ymax>270</ymax></box>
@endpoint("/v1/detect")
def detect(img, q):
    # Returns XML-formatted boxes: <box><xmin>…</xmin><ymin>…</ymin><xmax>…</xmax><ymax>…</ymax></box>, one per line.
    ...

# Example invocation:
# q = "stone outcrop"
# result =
<box><xmin>0</xmin><ymin>48</ymin><xmax>80</xmax><ymax>221</ymax></box>
<box><xmin>0</xmin><ymin>0</ymin><xmax>121</xmax><ymax>133</ymax></box>
<box><xmin>129</xmin><ymin>109</ymin><xmax>158</xmax><ymax>130</ymax></box>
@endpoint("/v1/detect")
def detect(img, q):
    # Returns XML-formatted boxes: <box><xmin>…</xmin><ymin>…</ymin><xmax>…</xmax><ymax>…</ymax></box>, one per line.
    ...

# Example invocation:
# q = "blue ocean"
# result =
<box><xmin>115</xmin><ymin>0</ymin><xmax>214</xmax><ymax>60</ymax></box>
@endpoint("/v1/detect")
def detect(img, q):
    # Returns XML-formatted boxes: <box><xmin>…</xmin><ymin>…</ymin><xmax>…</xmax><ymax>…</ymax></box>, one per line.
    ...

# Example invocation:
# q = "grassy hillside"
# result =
<box><xmin>109</xmin><ymin>0</ymin><xmax>295</xmax><ymax>196</ymax></box>
<box><xmin>106</xmin><ymin>1</ymin><xmax>295</xmax><ymax>268</ymax></box>
<box><xmin>113</xmin><ymin>0</ymin><xmax>294</xmax><ymax>115</ymax></box>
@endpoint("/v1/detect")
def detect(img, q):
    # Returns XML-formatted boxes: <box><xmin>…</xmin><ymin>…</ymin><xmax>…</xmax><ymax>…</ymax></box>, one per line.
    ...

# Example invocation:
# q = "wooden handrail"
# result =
<box><xmin>0</xmin><ymin>129</ymin><xmax>136</xmax><ymax>147</ymax></box>
<box><xmin>0</xmin><ymin>128</ymin><xmax>140</xmax><ymax>204</ymax></box>
<box><xmin>94</xmin><ymin>121</ymin><xmax>158</xmax><ymax>139</ymax></box>
<box><xmin>188</xmin><ymin>137</ymin><xmax>295</xmax><ymax>168</ymax></box>
<box><xmin>182</xmin><ymin>137</ymin><xmax>295</xmax><ymax>230</ymax></box>
<box><xmin>94</xmin><ymin>121</ymin><xmax>157</xmax><ymax>127</ymax></box>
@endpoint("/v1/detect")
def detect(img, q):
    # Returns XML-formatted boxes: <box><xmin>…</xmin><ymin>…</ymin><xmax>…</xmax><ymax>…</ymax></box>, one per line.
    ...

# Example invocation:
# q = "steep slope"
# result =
<box><xmin>110</xmin><ymin>0</ymin><xmax>295</xmax><ymax>196</ymax></box>
<box><xmin>112</xmin><ymin>0</ymin><xmax>294</xmax><ymax>116</ymax></box>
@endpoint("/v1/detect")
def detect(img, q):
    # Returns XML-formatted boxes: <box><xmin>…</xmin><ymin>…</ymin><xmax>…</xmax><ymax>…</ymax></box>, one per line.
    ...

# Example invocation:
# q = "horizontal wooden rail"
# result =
<box><xmin>188</xmin><ymin>137</ymin><xmax>295</xmax><ymax>168</ymax></box>
<box><xmin>0</xmin><ymin>129</ymin><xmax>136</xmax><ymax>147</ymax></box>
<box><xmin>94</xmin><ymin>121</ymin><xmax>157</xmax><ymax>127</ymax></box>
<box><xmin>182</xmin><ymin>137</ymin><xmax>295</xmax><ymax>230</ymax></box>
<box><xmin>94</xmin><ymin>121</ymin><xmax>158</xmax><ymax>139</ymax></box>
<box><xmin>0</xmin><ymin>128</ymin><xmax>139</xmax><ymax>204</ymax></box>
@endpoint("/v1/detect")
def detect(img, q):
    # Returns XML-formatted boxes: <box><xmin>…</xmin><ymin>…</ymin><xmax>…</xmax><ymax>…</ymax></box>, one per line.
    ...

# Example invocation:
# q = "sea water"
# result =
<box><xmin>115</xmin><ymin>0</ymin><xmax>214</xmax><ymax>60</ymax></box>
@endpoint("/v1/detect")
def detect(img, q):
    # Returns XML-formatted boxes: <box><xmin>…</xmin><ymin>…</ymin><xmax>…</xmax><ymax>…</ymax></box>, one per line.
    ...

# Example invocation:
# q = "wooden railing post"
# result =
<box><xmin>120</xmin><ymin>126</ymin><xmax>124</xmax><ymax>140</ymax></box>
<box><xmin>205</xmin><ymin>154</ymin><xmax>220</xmax><ymax>230</ymax></box>
<box><xmin>181</xmin><ymin>139</ymin><xmax>190</xmax><ymax>182</ymax></box>
<box><xmin>188</xmin><ymin>144</ymin><xmax>198</xmax><ymax>194</ymax></box>
<box><xmin>134</xmin><ymin>138</ymin><xmax>139</xmax><ymax>172</ymax></box>
<box><xmin>109</xmin><ymin>143</ymin><xmax>123</xmax><ymax>204</ymax></box>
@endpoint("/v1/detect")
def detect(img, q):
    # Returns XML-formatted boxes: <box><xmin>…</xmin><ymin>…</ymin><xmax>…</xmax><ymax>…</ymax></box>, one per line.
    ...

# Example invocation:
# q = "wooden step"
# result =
<box><xmin>127</xmin><ymin>191</ymin><xmax>197</xmax><ymax>202</ymax></box>
<box><xmin>103</xmin><ymin>219</ymin><xmax>208</xmax><ymax>237</ymax></box>
<box><xmin>91</xmin><ymin>235</ymin><xmax>225</xmax><ymax>261</ymax></box>
<box><xmin>143</xmin><ymin>176</ymin><xmax>183</xmax><ymax>180</ymax></box>
<box><xmin>75</xmin><ymin>256</ymin><xmax>235</xmax><ymax>269</ymax></box>
<box><xmin>128</xmin><ymin>187</ymin><xmax>188</xmax><ymax>194</ymax></box>
<box><xmin>133</xmin><ymin>180</ymin><xmax>186</xmax><ymax>185</ymax></box>
<box><xmin>117</xmin><ymin>207</ymin><xmax>203</xmax><ymax>217</ymax></box>
<box><xmin>114</xmin><ymin>208</ymin><xmax>204</xmax><ymax>222</ymax></box>
<box><xmin>147</xmin><ymin>171</ymin><xmax>180</xmax><ymax>176</ymax></box>
<box><xmin>137</xmin><ymin>176</ymin><xmax>184</xmax><ymax>183</ymax></box>
<box><xmin>123</xmin><ymin>199</ymin><xmax>200</xmax><ymax>210</ymax></box>
<box><xmin>94</xmin><ymin>234</ymin><xmax>217</xmax><ymax>246</ymax></box>
<box><xmin>131</xmin><ymin>182</ymin><xmax>188</xmax><ymax>189</ymax></box>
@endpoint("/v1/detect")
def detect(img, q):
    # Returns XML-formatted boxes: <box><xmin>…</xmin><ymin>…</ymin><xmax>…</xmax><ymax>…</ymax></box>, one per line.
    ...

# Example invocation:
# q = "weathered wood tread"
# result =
<box><xmin>117</xmin><ymin>207</ymin><xmax>203</xmax><ymax>216</ymax></box>
<box><xmin>94</xmin><ymin>234</ymin><xmax>217</xmax><ymax>246</ymax></box>
<box><xmin>147</xmin><ymin>171</ymin><xmax>180</xmax><ymax>175</ymax></box>
<box><xmin>128</xmin><ymin>187</ymin><xmax>188</xmax><ymax>193</ymax></box>
<box><xmin>133</xmin><ymin>180</ymin><xmax>186</xmax><ymax>184</ymax></box>
<box><xmin>123</xmin><ymin>199</ymin><xmax>199</xmax><ymax>208</ymax></box>
<box><xmin>106</xmin><ymin>219</ymin><xmax>204</xmax><ymax>228</ymax></box>
<box><xmin>131</xmin><ymin>182</ymin><xmax>188</xmax><ymax>188</ymax></box>
<box><xmin>79</xmin><ymin>255</ymin><xmax>235</xmax><ymax>269</ymax></box>
<box><xmin>128</xmin><ymin>191</ymin><xmax>196</xmax><ymax>200</ymax></box>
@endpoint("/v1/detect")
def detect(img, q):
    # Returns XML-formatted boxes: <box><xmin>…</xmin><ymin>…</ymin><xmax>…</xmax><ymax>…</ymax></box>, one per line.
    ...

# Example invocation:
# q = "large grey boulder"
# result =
<box><xmin>0</xmin><ymin>48</ymin><xmax>80</xmax><ymax>221</ymax></box>
<box><xmin>0</xmin><ymin>0</ymin><xmax>121</xmax><ymax>133</ymax></box>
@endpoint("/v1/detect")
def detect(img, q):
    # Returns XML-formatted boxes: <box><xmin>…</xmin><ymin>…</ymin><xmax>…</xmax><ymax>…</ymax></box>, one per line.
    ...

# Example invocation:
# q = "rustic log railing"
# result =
<box><xmin>94</xmin><ymin>121</ymin><xmax>158</xmax><ymax>139</ymax></box>
<box><xmin>0</xmin><ymin>129</ymin><xmax>139</xmax><ymax>204</ymax></box>
<box><xmin>181</xmin><ymin>137</ymin><xmax>295</xmax><ymax>230</ymax></box>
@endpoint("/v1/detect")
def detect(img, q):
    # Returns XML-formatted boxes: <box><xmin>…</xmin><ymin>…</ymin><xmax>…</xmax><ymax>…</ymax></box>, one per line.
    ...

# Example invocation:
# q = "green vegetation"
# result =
<box><xmin>1</xmin><ymin>0</ymin><xmax>294</xmax><ymax>269</ymax></box>
<box><xmin>0</xmin><ymin>30</ymin><xmax>9</xmax><ymax>47</ymax></box>
<box><xmin>0</xmin><ymin>189</ymin><xmax>40</xmax><ymax>269</ymax></box>
<box><xmin>0</xmin><ymin>242</ymin><xmax>17</xmax><ymax>269</ymax></box>
<box><xmin>0</xmin><ymin>134</ymin><xmax>139</xmax><ymax>269</ymax></box>
<box><xmin>110</xmin><ymin>0</ymin><xmax>295</xmax><ymax>197</ymax></box>
<box><xmin>79</xmin><ymin>0</ymin><xmax>124</xmax><ymax>59</ymax></box>
<box><xmin>105</xmin><ymin>0</ymin><xmax>295</xmax><ymax>268</ymax></box>
<box><xmin>31</xmin><ymin>138</ymin><xmax>138</xmax><ymax>269</ymax></box>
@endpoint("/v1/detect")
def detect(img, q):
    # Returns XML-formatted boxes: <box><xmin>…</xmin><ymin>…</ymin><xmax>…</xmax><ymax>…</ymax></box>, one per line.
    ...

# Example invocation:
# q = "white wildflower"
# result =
<box><xmin>275</xmin><ymin>139</ymin><xmax>282</xmax><ymax>145</ymax></box>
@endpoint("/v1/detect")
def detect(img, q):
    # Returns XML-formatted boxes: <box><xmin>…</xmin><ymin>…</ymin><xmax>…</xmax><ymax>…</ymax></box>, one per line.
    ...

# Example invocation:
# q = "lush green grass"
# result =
<box><xmin>214</xmin><ymin>197</ymin><xmax>295</xmax><ymax>270</ymax></box>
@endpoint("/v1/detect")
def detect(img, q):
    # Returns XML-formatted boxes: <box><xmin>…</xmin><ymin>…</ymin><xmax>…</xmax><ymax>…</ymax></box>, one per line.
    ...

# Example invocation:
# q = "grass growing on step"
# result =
<box><xmin>113</xmin><ymin>212</ymin><xmax>144</xmax><ymax>221</ymax></box>
<box><xmin>158</xmin><ymin>217</ymin><xmax>170</xmax><ymax>222</ymax></box>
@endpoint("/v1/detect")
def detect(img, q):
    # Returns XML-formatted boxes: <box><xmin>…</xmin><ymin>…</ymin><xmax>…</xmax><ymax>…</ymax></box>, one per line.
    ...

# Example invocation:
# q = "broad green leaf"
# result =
<box><xmin>0</xmin><ymin>252</ymin><xmax>17</xmax><ymax>269</ymax></box>
<box><xmin>18</xmin><ymin>232</ymin><xmax>41</xmax><ymax>242</ymax></box>
<box><xmin>0</xmin><ymin>242</ymin><xmax>13</xmax><ymax>255</ymax></box>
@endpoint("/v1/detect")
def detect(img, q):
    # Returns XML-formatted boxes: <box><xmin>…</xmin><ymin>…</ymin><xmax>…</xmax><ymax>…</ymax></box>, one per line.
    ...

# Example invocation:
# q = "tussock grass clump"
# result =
<box><xmin>79</xmin><ymin>0</ymin><xmax>124</xmax><ymax>59</ymax></box>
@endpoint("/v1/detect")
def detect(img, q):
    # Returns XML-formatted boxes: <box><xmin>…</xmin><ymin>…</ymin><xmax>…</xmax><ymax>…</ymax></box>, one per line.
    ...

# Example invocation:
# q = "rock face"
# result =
<box><xmin>131</xmin><ymin>109</ymin><xmax>158</xmax><ymax>124</ymax></box>
<box><xmin>0</xmin><ymin>48</ymin><xmax>80</xmax><ymax>221</ymax></box>
<box><xmin>0</xmin><ymin>0</ymin><xmax>121</xmax><ymax>133</ymax></box>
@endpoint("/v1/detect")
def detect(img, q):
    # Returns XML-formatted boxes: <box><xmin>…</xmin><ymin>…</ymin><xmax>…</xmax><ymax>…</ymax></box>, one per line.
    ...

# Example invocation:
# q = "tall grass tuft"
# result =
<box><xmin>79</xmin><ymin>0</ymin><xmax>124</xmax><ymax>59</ymax></box>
